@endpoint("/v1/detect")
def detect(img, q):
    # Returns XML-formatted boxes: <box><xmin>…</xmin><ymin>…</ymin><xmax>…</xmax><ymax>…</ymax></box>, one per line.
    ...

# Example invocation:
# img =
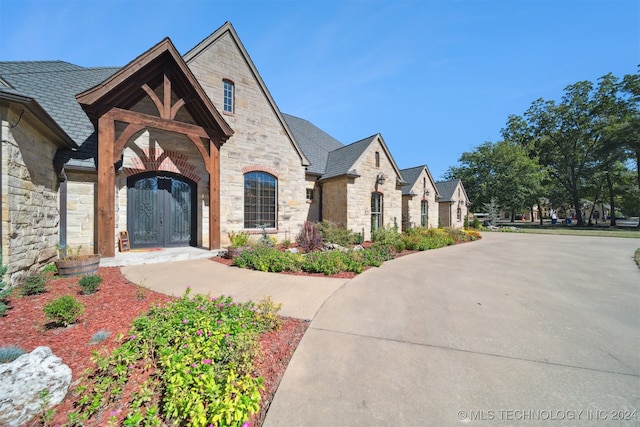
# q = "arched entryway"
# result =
<box><xmin>127</xmin><ymin>172</ymin><xmax>196</xmax><ymax>248</ymax></box>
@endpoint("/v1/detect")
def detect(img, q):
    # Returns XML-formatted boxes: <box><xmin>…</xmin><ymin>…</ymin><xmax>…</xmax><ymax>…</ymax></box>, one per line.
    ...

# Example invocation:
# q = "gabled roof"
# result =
<box><xmin>0</xmin><ymin>61</ymin><xmax>120</xmax><ymax>160</ymax></box>
<box><xmin>321</xmin><ymin>133</ymin><xmax>407</xmax><ymax>184</ymax></box>
<box><xmin>184</xmin><ymin>22</ymin><xmax>309</xmax><ymax>166</ymax></box>
<box><xmin>435</xmin><ymin>179</ymin><xmax>469</xmax><ymax>202</ymax></box>
<box><xmin>322</xmin><ymin>135</ymin><xmax>376</xmax><ymax>180</ymax></box>
<box><xmin>399</xmin><ymin>165</ymin><xmax>440</xmax><ymax>197</ymax></box>
<box><xmin>282</xmin><ymin>113</ymin><xmax>343</xmax><ymax>175</ymax></box>
<box><xmin>77</xmin><ymin>37</ymin><xmax>233</xmax><ymax>142</ymax></box>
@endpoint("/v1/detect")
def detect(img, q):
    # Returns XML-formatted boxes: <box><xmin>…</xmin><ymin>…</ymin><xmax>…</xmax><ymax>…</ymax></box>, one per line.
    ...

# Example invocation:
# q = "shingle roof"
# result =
<box><xmin>0</xmin><ymin>61</ymin><xmax>121</xmax><ymax>169</ymax></box>
<box><xmin>322</xmin><ymin>135</ymin><xmax>377</xmax><ymax>180</ymax></box>
<box><xmin>399</xmin><ymin>166</ymin><xmax>425</xmax><ymax>195</ymax></box>
<box><xmin>435</xmin><ymin>179</ymin><xmax>461</xmax><ymax>202</ymax></box>
<box><xmin>282</xmin><ymin>113</ymin><xmax>343</xmax><ymax>175</ymax></box>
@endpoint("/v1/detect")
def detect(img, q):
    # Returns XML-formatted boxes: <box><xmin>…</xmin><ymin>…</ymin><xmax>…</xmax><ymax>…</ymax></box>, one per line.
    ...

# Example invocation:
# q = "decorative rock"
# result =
<box><xmin>286</xmin><ymin>247</ymin><xmax>299</xmax><ymax>254</ymax></box>
<box><xmin>0</xmin><ymin>346</ymin><xmax>72</xmax><ymax>427</ymax></box>
<box><xmin>323</xmin><ymin>242</ymin><xmax>348</xmax><ymax>252</ymax></box>
<box><xmin>352</xmin><ymin>245</ymin><xmax>364</xmax><ymax>251</ymax></box>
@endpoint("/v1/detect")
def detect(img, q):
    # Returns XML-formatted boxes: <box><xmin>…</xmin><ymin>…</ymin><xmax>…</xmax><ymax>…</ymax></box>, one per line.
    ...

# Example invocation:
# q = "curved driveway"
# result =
<box><xmin>263</xmin><ymin>232</ymin><xmax>640</xmax><ymax>426</ymax></box>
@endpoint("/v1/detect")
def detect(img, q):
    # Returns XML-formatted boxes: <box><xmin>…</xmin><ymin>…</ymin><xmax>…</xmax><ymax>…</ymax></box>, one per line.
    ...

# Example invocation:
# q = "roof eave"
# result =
<box><xmin>0</xmin><ymin>91</ymin><xmax>78</xmax><ymax>149</ymax></box>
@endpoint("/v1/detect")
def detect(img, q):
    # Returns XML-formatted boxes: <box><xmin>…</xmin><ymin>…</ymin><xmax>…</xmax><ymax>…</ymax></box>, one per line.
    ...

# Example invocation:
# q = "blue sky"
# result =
<box><xmin>1</xmin><ymin>0</ymin><xmax>638</xmax><ymax>179</ymax></box>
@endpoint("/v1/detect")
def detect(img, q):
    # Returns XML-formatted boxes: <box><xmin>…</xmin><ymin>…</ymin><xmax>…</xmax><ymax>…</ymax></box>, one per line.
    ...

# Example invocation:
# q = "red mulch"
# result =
<box><xmin>0</xmin><ymin>267</ymin><xmax>307</xmax><ymax>427</ymax></box>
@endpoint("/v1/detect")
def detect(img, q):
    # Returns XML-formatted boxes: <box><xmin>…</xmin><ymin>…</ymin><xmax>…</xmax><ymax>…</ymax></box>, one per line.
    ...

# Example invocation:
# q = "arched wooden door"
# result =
<box><xmin>127</xmin><ymin>172</ymin><xmax>196</xmax><ymax>248</ymax></box>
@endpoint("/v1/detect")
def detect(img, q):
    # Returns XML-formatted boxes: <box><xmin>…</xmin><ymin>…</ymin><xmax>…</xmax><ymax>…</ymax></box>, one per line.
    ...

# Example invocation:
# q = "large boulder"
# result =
<box><xmin>0</xmin><ymin>346</ymin><xmax>72</xmax><ymax>426</ymax></box>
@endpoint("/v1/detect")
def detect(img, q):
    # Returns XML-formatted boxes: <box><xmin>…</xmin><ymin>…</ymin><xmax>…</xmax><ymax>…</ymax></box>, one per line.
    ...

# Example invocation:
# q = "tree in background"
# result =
<box><xmin>502</xmin><ymin>72</ymin><xmax>639</xmax><ymax>226</ymax></box>
<box><xmin>445</xmin><ymin>140</ymin><xmax>546</xmax><ymax>222</ymax></box>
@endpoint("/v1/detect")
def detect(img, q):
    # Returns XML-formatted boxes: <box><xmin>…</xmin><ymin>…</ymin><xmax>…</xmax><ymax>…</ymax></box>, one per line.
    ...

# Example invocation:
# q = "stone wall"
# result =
<box><xmin>1</xmin><ymin>104</ymin><xmax>60</xmax><ymax>283</ymax></box>
<box><xmin>321</xmin><ymin>178</ymin><xmax>348</xmax><ymax>227</ymax></box>
<box><xmin>65</xmin><ymin>171</ymin><xmax>97</xmax><ymax>254</ymax></box>
<box><xmin>346</xmin><ymin>138</ymin><xmax>403</xmax><ymax>241</ymax></box>
<box><xmin>402</xmin><ymin>169</ymin><xmax>439</xmax><ymax>230</ymax></box>
<box><xmin>187</xmin><ymin>30</ymin><xmax>308</xmax><ymax>246</ymax></box>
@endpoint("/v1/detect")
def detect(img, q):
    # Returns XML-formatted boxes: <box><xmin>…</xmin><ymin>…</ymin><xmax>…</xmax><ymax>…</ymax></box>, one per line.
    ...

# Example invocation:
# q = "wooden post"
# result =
<box><xmin>97</xmin><ymin>116</ymin><xmax>116</xmax><ymax>257</ymax></box>
<box><xmin>209</xmin><ymin>139</ymin><xmax>220</xmax><ymax>250</ymax></box>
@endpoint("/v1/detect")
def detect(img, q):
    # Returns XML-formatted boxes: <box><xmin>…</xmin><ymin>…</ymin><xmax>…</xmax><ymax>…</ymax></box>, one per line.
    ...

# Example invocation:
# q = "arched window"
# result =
<box><xmin>371</xmin><ymin>192</ymin><xmax>383</xmax><ymax>232</ymax></box>
<box><xmin>244</xmin><ymin>172</ymin><xmax>277</xmax><ymax>229</ymax></box>
<box><xmin>457</xmin><ymin>207</ymin><xmax>462</xmax><ymax>222</ymax></box>
<box><xmin>375</xmin><ymin>151</ymin><xmax>380</xmax><ymax>168</ymax></box>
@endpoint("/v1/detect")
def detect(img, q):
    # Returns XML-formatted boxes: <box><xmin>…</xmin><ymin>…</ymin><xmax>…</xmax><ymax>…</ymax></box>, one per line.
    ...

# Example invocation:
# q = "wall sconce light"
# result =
<box><xmin>424</xmin><ymin>190</ymin><xmax>430</xmax><ymax>197</ymax></box>
<box><xmin>376</xmin><ymin>172</ymin><xmax>386</xmax><ymax>185</ymax></box>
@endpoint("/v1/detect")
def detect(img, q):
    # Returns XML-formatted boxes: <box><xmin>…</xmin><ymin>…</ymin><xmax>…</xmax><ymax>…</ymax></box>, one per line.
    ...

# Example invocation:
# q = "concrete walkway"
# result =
<box><xmin>122</xmin><ymin>258</ymin><xmax>348</xmax><ymax>320</ymax></box>
<box><xmin>120</xmin><ymin>233</ymin><xmax>640</xmax><ymax>426</ymax></box>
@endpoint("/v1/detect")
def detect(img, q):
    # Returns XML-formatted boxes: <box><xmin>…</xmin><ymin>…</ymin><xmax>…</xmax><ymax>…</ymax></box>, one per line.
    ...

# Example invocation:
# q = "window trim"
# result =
<box><xmin>421</xmin><ymin>200</ymin><xmax>428</xmax><ymax>228</ymax></box>
<box><xmin>371</xmin><ymin>192</ymin><xmax>383</xmax><ymax>233</ymax></box>
<box><xmin>223</xmin><ymin>79</ymin><xmax>234</xmax><ymax>114</ymax></box>
<box><xmin>243</xmin><ymin>171</ymin><xmax>277</xmax><ymax>229</ymax></box>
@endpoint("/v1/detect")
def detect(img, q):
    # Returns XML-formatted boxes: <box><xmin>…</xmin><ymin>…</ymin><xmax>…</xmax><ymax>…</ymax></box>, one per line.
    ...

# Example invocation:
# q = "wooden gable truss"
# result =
<box><xmin>77</xmin><ymin>38</ymin><xmax>233</xmax><ymax>257</ymax></box>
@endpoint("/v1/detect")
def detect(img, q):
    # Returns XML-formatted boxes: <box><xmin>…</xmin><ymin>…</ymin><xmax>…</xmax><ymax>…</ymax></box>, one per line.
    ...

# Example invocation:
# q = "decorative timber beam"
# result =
<box><xmin>97</xmin><ymin>116</ymin><xmax>116</xmax><ymax>257</ymax></box>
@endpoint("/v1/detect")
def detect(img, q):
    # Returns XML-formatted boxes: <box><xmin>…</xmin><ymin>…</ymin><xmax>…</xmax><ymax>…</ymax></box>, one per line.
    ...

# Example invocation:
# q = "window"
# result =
<box><xmin>306</xmin><ymin>188</ymin><xmax>314</xmax><ymax>202</ymax></box>
<box><xmin>371</xmin><ymin>192</ymin><xmax>383</xmax><ymax>232</ymax></box>
<box><xmin>244</xmin><ymin>172</ymin><xmax>276</xmax><ymax>228</ymax></box>
<box><xmin>421</xmin><ymin>200</ymin><xmax>428</xmax><ymax>227</ymax></box>
<box><xmin>457</xmin><ymin>207</ymin><xmax>462</xmax><ymax>222</ymax></box>
<box><xmin>423</xmin><ymin>177</ymin><xmax>426</xmax><ymax>189</ymax></box>
<box><xmin>223</xmin><ymin>80</ymin><xmax>234</xmax><ymax>113</ymax></box>
<box><xmin>375</xmin><ymin>151</ymin><xmax>380</xmax><ymax>168</ymax></box>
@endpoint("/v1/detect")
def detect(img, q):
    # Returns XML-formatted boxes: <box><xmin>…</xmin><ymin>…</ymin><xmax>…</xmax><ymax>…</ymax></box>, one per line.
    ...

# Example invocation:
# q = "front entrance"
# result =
<box><xmin>127</xmin><ymin>172</ymin><xmax>196</xmax><ymax>248</ymax></box>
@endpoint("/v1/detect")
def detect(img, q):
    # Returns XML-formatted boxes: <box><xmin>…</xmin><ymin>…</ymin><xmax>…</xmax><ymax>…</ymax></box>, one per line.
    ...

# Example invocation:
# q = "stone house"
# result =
<box><xmin>435</xmin><ymin>179</ymin><xmax>470</xmax><ymax>228</ymax></box>
<box><xmin>0</xmin><ymin>22</ymin><xmax>412</xmax><ymax>282</ymax></box>
<box><xmin>399</xmin><ymin>165</ymin><xmax>440</xmax><ymax>230</ymax></box>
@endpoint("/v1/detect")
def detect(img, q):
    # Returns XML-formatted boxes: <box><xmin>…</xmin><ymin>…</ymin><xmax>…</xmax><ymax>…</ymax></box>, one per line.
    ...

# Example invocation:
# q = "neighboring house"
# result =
<box><xmin>399</xmin><ymin>165</ymin><xmax>440</xmax><ymax>230</ymax></box>
<box><xmin>435</xmin><ymin>179</ymin><xmax>470</xmax><ymax>228</ymax></box>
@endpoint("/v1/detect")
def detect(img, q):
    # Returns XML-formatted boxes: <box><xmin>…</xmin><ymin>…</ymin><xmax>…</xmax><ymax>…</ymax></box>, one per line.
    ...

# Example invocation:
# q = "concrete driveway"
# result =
<box><xmin>263</xmin><ymin>232</ymin><xmax>640</xmax><ymax>426</ymax></box>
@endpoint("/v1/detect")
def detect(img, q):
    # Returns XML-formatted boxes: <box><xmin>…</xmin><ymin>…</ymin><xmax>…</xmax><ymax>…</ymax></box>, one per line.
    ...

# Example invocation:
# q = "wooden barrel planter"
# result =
<box><xmin>55</xmin><ymin>255</ymin><xmax>101</xmax><ymax>277</ymax></box>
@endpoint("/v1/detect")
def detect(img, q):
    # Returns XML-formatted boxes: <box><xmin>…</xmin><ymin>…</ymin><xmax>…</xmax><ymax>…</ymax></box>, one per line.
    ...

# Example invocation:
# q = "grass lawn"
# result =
<box><xmin>499</xmin><ymin>222</ymin><xmax>640</xmax><ymax>239</ymax></box>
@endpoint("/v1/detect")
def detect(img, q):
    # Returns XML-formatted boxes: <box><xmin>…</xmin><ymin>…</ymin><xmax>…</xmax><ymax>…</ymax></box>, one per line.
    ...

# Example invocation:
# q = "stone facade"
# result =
<box><xmin>438</xmin><ymin>181</ymin><xmax>469</xmax><ymax>228</ymax></box>
<box><xmin>65</xmin><ymin>171</ymin><xmax>96</xmax><ymax>253</ymax></box>
<box><xmin>1</xmin><ymin>104</ymin><xmax>60</xmax><ymax>283</ymax></box>
<box><xmin>402</xmin><ymin>169</ymin><xmax>439</xmax><ymax>230</ymax></box>
<box><xmin>187</xmin><ymin>29</ymin><xmax>308</xmax><ymax>246</ymax></box>
<box><xmin>322</xmin><ymin>136</ymin><xmax>403</xmax><ymax>241</ymax></box>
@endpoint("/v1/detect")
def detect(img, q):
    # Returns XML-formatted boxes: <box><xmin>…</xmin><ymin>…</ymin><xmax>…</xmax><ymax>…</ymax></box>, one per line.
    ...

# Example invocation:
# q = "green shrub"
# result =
<box><xmin>43</xmin><ymin>295</ymin><xmax>84</xmax><ymax>327</ymax></box>
<box><xmin>372</xmin><ymin>226</ymin><xmax>404</xmax><ymax>252</ymax></box>
<box><xmin>78</xmin><ymin>274</ymin><xmax>102</xmax><ymax>295</ymax></box>
<box><xmin>43</xmin><ymin>264</ymin><xmax>57</xmax><ymax>273</ymax></box>
<box><xmin>20</xmin><ymin>272</ymin><xmax>47</xmax><ymax>296</ymax></box>
<box><xmin>471</xmin><ymin>216</ymin><xmax>481</xmax><ymax>229</ymax></box>
<box><xmin>233</xmin><ymin>246</ymin><xmax>302</xmax><ymax>272</ymax></box>
<box><xmin>316</xmin><ymin>220</ymin><xmax>360</xmax><ymax>247</ymax></box>
<box><xmin>296</xmin><ymin>221</ymin><xmax>322</xmax><ymax>252</ymax></box>
<box><xmin>0</xmin><ymin>302</ymin><xmax>7</xmax><ymax>317</ymax></box>
<box><xmin>227</xmin><ymin>230</ymin><xmax>250</xmax><ymax>248</ymax></box>
<box><xmin>0</xmin><ymin>345</ymin><xmax>26</xmax><ymax>363</ymax></box>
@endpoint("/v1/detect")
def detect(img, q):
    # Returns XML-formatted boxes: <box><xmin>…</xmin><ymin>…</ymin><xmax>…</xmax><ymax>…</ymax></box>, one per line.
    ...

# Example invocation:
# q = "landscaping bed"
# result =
<box><xmin>0</xmin><ymin>268</ymin><xmax>307</xmax><ymax>427</ymax></box>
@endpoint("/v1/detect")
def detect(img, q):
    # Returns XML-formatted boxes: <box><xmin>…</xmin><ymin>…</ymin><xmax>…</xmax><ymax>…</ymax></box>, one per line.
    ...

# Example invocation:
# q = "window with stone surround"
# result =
<box><xmin>421</xmin><ymin>200</ymin><xmax>428</xmax><ymax>227</ymax></box>
<box><xmin>223</xmin><ymin>79</ymin><xmax>234</xmax><ymax>113</ymax></box>
<box><xmin>375</xmin><ymin>151</ymin><xmax>380</xmax><ymax>168</ymax></box>
<box><xmin>371</xmin><ymin>192</ymin><xmax>383</xmax><ymax>232</ymax></box>
<box><xmin>306</xmin><ymin>188</ymin><xmax>314</xmax><ymax>202</ymax></box>
<box><xmin>457</xmin><ymin>207</ymin><xmax>462</xmax><ymax>221</ymax></box>
<box><xmin>244</xmin><ymin>172</ymin><xmax>277</xmax><ymax>229</ymax></box>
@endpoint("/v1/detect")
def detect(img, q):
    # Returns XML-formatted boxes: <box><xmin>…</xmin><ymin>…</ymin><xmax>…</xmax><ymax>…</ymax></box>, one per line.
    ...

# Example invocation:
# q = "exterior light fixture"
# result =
<box><xmin>376</xmin><ymin>172</ymin><xmax>386</xmax><ymax>185</ymax></box>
